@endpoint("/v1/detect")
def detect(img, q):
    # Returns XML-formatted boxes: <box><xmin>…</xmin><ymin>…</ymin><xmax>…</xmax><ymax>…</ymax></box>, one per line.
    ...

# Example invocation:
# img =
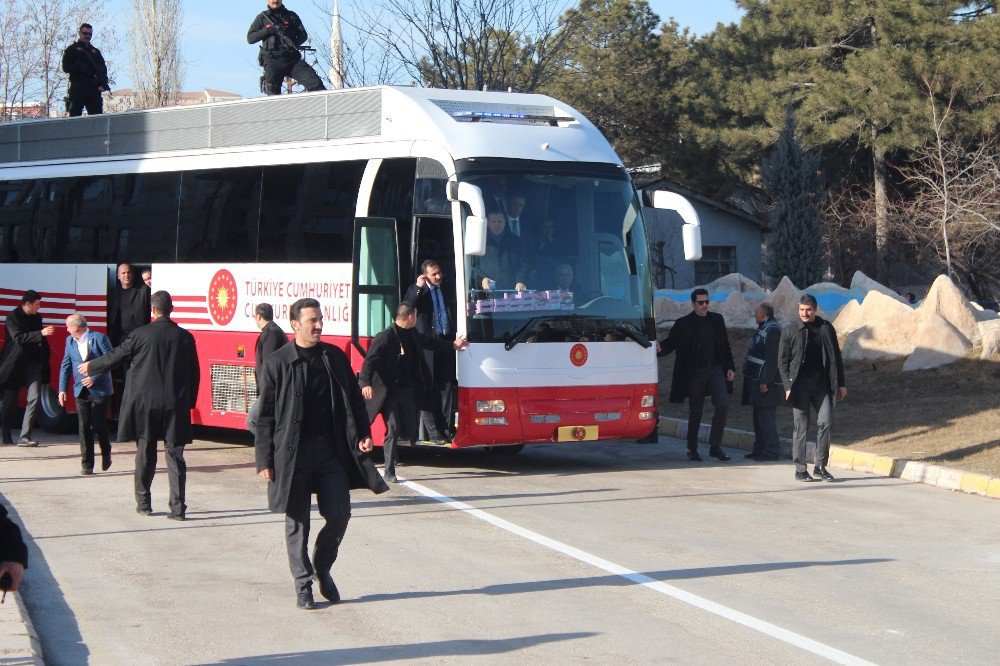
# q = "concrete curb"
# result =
<box><xmin>0</xmin><ymin>586</ymin><xmax>44</xmax><ymax>665</ymax></box>
<box><xmin>658</xmin><ymin>416</ymin><xmax>999</xmax><ymax>500</ymax></box>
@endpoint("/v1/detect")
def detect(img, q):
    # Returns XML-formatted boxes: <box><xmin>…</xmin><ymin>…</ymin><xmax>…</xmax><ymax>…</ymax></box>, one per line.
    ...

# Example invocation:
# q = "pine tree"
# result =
<box><xmin>762</xmin><ymin>111</ymin><xmax>826</xmax><ymax>288</ymax></box>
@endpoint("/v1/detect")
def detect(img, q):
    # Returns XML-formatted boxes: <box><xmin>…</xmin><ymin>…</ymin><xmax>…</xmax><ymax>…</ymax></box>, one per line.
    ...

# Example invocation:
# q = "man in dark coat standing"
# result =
<box><xmin>741</xmin><ymin>302</ymin><xmax>783</xmax><ymax>461</ymax></box>
<box><xmin>245</xmin><ymin>303</ymin><xmax>288</xmax><ymax>431</ymax></box>
<box><xmin>403</xmin><ymin>260</ymin><xmax>458</xmax><ymax>443</ymax></box>
<box><xmin>255</xmin><ymin>298</ymin><xmax>388</xmax><ymax>610</ymax></box>
<box><xmin>80</xmin><ymin>291</ymin><xmax>200</xmax><ymax>519</ymax></box>
<box><xmin>0</xmin><ymin>290</ymin><xmax>55</xmax><ymax>446</ymax></box>
<box><xmin>247</xmin><ymin>0</ymin><xmax>325</xmax><ymax>95</ymax></box>
<box><xmin>107</xmin><ymin>263</ymin><xmax>151</xmax><ymax>348</ymax></box>
<box><xmin>657</xmin><ymin>288</ymin><xmax>736</xmax><ymax>462</ymax></box>
<box><xmin>61</xmin><ymin>23</ymin><xmax>109</xmax><ymax>117</ymax></box>
<box><xmin>778</xmin><ymin>293</ymin><xmax>847</xmax><ymax>482</ymax></box>
<box><xmin>359</xmin><ymin>303</ymin><xmax>467</xmax><ymax>483</ymax></box>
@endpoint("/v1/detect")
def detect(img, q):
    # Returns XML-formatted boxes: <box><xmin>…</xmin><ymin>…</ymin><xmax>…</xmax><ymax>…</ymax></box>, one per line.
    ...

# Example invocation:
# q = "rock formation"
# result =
<box><xmin>902</xmin><ymin>314</ymin><xmax>972</xmax><ymax>371</ymax></box>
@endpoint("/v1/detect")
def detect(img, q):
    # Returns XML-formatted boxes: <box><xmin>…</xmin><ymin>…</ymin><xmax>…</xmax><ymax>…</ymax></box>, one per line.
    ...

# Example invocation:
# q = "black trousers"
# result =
<box><xmin>135</xmin><ymin>439</ymin><xmax>186</xmax><ymax>514</ymax></box>
<box><xmin>76</xmin><ymin>392</ymin><xmax>111</xmax><ymax>471</ymax></box>
<box><xmin>285</xmin><ymin>454</ymin><xmax>351</xmax><ymax>593</ymax></box>
<box><xmin>421</xmin><ymin>344</ymin><xmax>456</xmax><ymax>439</ymax></box>
<box><xmin>751</xmin><ymin>406</ymin><xmax>780</xmax><ymax>458</ymax></box>
<box><xmin>68</xmin><ymin>88</ymin><xmax>103</xmax><ymax>116</ymax></box>
<box><xmin>381</xmin><ymin>387</ymin><xmax>417</xmax><ymax>476</ymax></box>
<box><xmin>686</xmin><ymin>365</ymin><xmax>729</xmax><ymax>451</ymax></box>
<box><xmin>262</xmin><ymin>56</ymin><xmax>325</xmax><ymax>95</ymax></box>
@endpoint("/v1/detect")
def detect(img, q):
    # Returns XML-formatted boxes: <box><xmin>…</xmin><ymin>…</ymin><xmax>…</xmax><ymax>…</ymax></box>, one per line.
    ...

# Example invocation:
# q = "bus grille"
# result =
<box><xmin>210</xmin><ymin>364</ymin><xmax>256</xmax><ymax>414</ymax></box>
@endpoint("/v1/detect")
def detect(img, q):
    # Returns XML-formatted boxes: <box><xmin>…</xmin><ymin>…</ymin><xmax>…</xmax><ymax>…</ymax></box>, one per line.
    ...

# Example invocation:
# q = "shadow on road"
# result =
<box><xmin>192</xmin><ymin>632</ymin><xmax>598</xmax><ymax>665</ymax></box>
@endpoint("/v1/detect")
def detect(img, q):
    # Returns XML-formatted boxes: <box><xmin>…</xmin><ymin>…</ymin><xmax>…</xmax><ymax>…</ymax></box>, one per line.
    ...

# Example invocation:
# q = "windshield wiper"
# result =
<box><xmin>502</xmin><ymin>314</ymin><xmax>600</xmax><ymax>351</ymax></box>
<box><xmin>610</xmin><ymin>321</ymin><xmax>652</xmax><ymax>348</ymax></box>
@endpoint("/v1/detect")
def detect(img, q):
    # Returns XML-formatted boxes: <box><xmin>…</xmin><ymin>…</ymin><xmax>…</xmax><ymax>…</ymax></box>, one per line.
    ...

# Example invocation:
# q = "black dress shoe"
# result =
<box><xmin>813</xmin><ymin>466</ymin><xmax>835</xmax><ymax>482</ymax></box>
<box><xmin>296</xmin><ymin>591</ymin><xmax>316</xmax><ymax>610</ymax></box>
<box><xmin>795</xmin><ymin>471</ymin><xmax>816</xmax><ymax>482</ymax></box>
<box><xmin>167</xmin><ymin>512</ymin><xmax>186</xmax><ymax>521</ymax></box>
<box><xmin>101</xmin><ymin>455</ymin><xmax>112</xmax><ymax>471</ymax></box>
<box><xmin>384</xmin><ymin>472</ymin><xmax>398</xmax><ymax>484</ymax></box>
<box><xmin>744</xmin><ymin>452</ymin><xmax>761</xmax><ymax>459</ymax></box>
<box><xmin>136</xmin><ymin>506</ymin><xmax>153</xmax><ymax>516</ymax></box>
<box><xmin>709</xmin><ymin>448</ymin><xmax>731</xmax><ymax>461</ymax></box>
<box><xmin>81</xmin><ymin>468</ymin><xmax>93</xmax><ymax>476</ymax></box>
<box><xmin>315</xmin><ymin>571</ymin><xmax>341</xmax><ymax>603</ymax></box>
<box><xmin>686</xmin><ymin>451</ymin><xmax>703</xmax><ymax>462</ymax></box>
<box><xmin>1</xmin><ymin>432</ymin><xmax>13</xmax><ymax>445</ymax></box>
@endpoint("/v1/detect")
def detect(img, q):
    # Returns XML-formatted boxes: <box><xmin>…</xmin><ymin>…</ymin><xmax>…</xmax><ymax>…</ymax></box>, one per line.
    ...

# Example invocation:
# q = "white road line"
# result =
<box><xmin>400</xmin><ymin>477</ymin><xmax>877</xmax><ymax>666</ymax></box>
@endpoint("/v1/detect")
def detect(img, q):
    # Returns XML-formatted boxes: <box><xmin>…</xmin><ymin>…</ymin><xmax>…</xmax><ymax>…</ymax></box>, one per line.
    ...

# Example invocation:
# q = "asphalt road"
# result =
<box><xmin>1</xmin><ymin>431</ymin><xmax>997</xmax><ymax>665</ymax></box>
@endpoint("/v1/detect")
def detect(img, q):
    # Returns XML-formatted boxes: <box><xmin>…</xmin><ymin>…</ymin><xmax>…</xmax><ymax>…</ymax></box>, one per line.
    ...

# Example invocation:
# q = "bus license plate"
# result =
<box><xmin>557</xmin><ymin>425</ymin><xmax>599</xmax><ymax>442</ymax></box>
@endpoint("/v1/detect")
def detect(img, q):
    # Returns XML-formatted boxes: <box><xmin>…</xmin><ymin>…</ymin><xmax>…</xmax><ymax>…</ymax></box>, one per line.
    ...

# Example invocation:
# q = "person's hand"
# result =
<box><xmin>58</xmin><ymin>391</ymin><xmax>67</xmax><ymax>407</ymax></box>
<box><xmin>655</xmin><ymin>341</ymin><xmax>661</xmax><ymax>354</ymax></box>
<box><xmin>453</xmin><ymin>336</ymin><xmax>469</xmax><ymax>351</ymax></box>
<box><xmin>416</xmin><ymin>275</ymin><xmax>427</xmax><ymax>288</ymax></box>
<box><xmin>358</xmin><ymin>437</ymin><xmax>373</xmax><ymax>453</ymax></box>
<box><xmin>258</xmin><ymin>468</ymin><xmax>274</xmax><ymax>482</ymax></box>
<box><xmin>759</xmin><ymin>383</ymin><xmax>769</xmax><ymax>394</ymax></box>
<box><xmin>41</xmin><ymin>326</ymin><xmax>55</xmax><ymax>337</ymax></box>
<box><xmin>0</xmin><ymin>562</ymin><xmax>25</xmax><ymax>592</ymax></box>
<box><xmin>77</xmin><ymin>361</ymin><xmax>90</xmax><ymax>376</ymax></box>
<box><xmin>785</xmin><ymin>390</ymin><xmax>791</xmax><ymax>401</ymax></box>
<box><xmin>361</xmin><ymin>386</ymin><xmax>373</xmax><ymax>400</ymax></box>
<box><xmin>81</xmin><ymin>376</ymin><xmax>93</xmax><ymax>388</ymax></box>
<box><xmin>726</xmin><ymin>370</ymin><xmax>736</xmax><ymax>382</ymax></box>
<box><xmin>837</xmin><ymin>387</ymin><xmax>848</xmax><ymax>401</ymax></box>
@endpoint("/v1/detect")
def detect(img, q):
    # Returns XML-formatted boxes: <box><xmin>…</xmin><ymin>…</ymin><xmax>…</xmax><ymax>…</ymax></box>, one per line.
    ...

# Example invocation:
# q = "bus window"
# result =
<box><xmin>178</xmin><ymin>167</ymin><xmax>261</xmax><ymax>262</ymax></box>
<box><xmin>110</xmin><ymin>172</ymin><xmax>181</xmax><ymax>262</ymax></box>
<box><xmin>259</xmin><ymin>161</ymin><xmax>365</xmax><ymax>262</ymax></box>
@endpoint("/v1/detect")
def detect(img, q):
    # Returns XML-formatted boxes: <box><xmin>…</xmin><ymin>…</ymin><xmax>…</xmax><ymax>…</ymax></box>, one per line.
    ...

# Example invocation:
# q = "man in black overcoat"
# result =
<box><xmin>657</xmin><ymin>288</ymin><xmax>736</xmax><ymax>462</ymax></box>
<box><xmin>61</xmin><ymin>23</ymin><xmax>109</xmax><ymax>117</ymax></box>
<box><xmin>107</xmin><ymin>263</ymin><xmax>151</xmax><ymax>347</ymax></box>
<box><xmin>0</xmin><ymin>290</ymin><xmax>55</xmax><ymax>446</ymax></box>
<box><xmin>403</xmin><ymin>259</ymin><xmax>458</xmax><ymax>442</ymax></box>
<box><xmin>254</xmin><ymin>298</ymin><xmax>388</xmax><ymax>610</ymax></box>
<box><xmin>359</xmin><ymin>303</ymin><xmax>467</xmax><ymax>483</ymax></box>
<box><xmin>0</xmin><ymin>501</ymin><xmax>28</xmax><ymax>596</ymax></box>
<box><xmin>778</xmin><ymin>293</ymin><xmax>847</xmax><ymax>482</ymax></box>
<box><xmin>741</xmin><ymin>302</ymin><xmax>783</xmax><ymax>461</ymax></box>
<box><xmin>246</xmin><ymin>303</ymin><xmax>288</xmax><ymax>431</ymax></box>
<box><xmin>81</xmin><ymin>291</ymin><xmax>200</xmax><ymax>519</ymax></box>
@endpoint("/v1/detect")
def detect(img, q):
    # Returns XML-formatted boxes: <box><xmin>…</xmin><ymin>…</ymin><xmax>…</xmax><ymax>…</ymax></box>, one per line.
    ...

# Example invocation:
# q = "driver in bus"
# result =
<box><xmin>477</xmin><ymin>209</ymin><xmax>526</xmax><ymax>292</ymax></box>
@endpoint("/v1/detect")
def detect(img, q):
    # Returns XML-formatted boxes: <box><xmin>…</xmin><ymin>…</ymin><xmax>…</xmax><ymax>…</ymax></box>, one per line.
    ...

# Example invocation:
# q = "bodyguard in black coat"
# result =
<box><xmin>359</xmin><ymin>304</ymin><xmax>466</xmax><ymax>482</ymax></box>
<box><xmin>83</xmin><ymin>291</ymin><xmax>200</xmax><ymax>518</ymax></box>
<box><xmin>254</xmin><ymin>298</ymin><xmax>388</xmax><ymax>609</ymax></box>
<box><xmin>107</xmin><ymin>263</ymin><xmax>151</xmax><ymax>347</ymax></box>
<box><xmin>657</xmin><ymin>289</ymin><xmax>736</xmax><ymax>461</ymax></box>
<box><xmin>0</xmin><ymin>291</ymin><xmax>55</xmax><ymax>445</ymax></box>
<box><xmin>246</xmin><ymin>303</ymin><xmax>289</xmax><ymax>431</ymax></box>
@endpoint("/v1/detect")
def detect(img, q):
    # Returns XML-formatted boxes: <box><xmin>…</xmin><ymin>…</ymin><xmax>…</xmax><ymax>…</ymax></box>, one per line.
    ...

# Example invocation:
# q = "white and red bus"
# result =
<box><xmin>0</xmin><ymin>86</ymin><xmax>701</xmax><ymax>449</ymax></box>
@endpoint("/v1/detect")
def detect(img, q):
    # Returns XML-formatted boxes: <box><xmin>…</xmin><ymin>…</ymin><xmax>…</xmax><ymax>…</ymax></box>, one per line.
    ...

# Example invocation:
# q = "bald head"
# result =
<box><xmin>66</xmin><ymin>314</ymin><xmax>88</xmax><ymax>339</ymax></box>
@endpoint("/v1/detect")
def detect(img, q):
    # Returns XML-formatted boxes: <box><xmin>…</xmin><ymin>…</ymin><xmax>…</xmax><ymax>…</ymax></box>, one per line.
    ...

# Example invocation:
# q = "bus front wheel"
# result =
<box><xmin>485</xmin><ymin>444</ymin><xmax>525</xmax><ymax>456</ymax></box>
<box><xmin>38</xmin><ymin>385</ymin><xmax>76</xmax><ymax>433</ymax></box>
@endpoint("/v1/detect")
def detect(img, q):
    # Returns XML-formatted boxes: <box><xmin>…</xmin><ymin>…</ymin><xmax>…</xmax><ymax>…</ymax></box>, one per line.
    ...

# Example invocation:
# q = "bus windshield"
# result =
<box><xmin>461</xmin><ymin>164</ymin><xmax>655</xmax><ymax>346</ymax></box>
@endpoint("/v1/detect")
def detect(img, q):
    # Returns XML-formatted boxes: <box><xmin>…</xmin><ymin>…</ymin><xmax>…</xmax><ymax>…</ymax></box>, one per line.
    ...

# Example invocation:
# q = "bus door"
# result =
<box><xmin>350</xmin><ymin>217</ymin><xmax>400</xmax><ymax>363</ymax></box>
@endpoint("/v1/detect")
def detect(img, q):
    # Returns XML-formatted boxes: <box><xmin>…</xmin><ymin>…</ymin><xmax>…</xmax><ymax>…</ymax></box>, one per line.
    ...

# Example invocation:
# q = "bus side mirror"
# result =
<box><xmin>465</xmin><ymin>216</ymin><xmax>487</xmax><ymax>256</ymax></box>
<box><xmin>652</xmin><ymin>190</ymin><xmax>702</xmax><ymax>261</ymax></box>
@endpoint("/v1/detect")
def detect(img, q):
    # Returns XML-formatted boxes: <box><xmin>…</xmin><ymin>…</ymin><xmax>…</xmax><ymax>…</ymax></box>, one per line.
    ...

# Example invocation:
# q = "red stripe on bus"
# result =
<box><xmin>172</xmin><ymin>296</ymin><xmax>207</xmax><ymax>303</ymax></box>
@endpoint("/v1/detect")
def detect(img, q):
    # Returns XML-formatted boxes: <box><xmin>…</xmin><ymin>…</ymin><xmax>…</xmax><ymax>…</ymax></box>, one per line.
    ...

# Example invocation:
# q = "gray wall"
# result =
<box><xmin>644</xmin><ymin>200</ymin><xmax>764</xmax><ymax>290</ymax></box>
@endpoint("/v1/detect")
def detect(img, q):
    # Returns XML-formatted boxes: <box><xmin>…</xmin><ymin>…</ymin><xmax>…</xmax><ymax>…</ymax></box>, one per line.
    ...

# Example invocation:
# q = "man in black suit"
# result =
<box><xmin>359</xmin><ymin>303</ymin><xmax>467</xmax><ymax>483</ymax></box>
<box><xmin>0</xmin><ymin>290</ymin><xmax>55</xmax><ymax>446</ymax></box>
<box><xmin>254</xmin><ymin>298</ymin><xmax>388</xmax><ymax>610</ymax></box>
<box><xmin>657</xmin><ymin>288</ymin><xmax>736</xmax><ymax>462</ymax></box>
<box><xmin>246</xmin><ymin>303</ymin><xmax>288</xmax><ymax>430</ymax></box>
<box><xmin>107</xmin><ymin>263</ymin><xmax>150</xmax><ymax>347</ymax></box>
<box><xmin>80</xmin><ymin>291</ymin><xmax>200</xmax><ymax>520</ymax></box>
<box><xmin>403</xmin><ymin>260</ymin><xmax>457</xmax><ymax>443</ymax></box>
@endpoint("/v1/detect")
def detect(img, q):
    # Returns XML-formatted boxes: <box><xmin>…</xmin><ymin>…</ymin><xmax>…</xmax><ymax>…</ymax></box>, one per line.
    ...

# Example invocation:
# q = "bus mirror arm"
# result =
<box><xmin>652</xmin><ymin>191</ymin><xmax>702</xmax><ymax>261</ymax></box>
<box><xmin>457</xmin><ymin>182</ymin><xmax>488</xmax><ymax>256</ymax></box>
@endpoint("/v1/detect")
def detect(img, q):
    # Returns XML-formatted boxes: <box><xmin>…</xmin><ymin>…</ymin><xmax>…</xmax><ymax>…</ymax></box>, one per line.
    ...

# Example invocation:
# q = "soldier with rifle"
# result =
<box><xmin>61</xmin><ymin>23</ymin><xmax>109</xmax><ymax>117</ymax></box>
<box><xmin>247</xmin><ymin>0</ymin><xmax>326</xmax><ymax>96</ymax></box>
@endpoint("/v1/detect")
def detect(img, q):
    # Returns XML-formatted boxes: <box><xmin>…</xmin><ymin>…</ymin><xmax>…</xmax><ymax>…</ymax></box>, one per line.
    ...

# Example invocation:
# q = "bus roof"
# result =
<box><xmin>0</xmin><ymin>86</ymin><xmax>622</xmax><ymax>173</ymax></box>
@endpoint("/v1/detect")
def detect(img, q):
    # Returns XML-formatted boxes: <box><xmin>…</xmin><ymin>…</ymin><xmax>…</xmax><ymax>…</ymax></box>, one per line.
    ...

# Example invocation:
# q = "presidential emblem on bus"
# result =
<box><xmin>570</xmin><ymin>344</ymin><xmax>588</xmax><ymax>367</ymax></box>
<box><xmin>208</xmin><ymin>269</ymin><xmax>238</xmax><ymax>326</ymax></box>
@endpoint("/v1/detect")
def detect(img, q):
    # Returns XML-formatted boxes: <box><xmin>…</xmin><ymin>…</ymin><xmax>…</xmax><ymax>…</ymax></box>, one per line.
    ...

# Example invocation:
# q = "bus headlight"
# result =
<box><xmin>476</xmin><ymin>400</ymin><xmax>506</xmax><ymax>413</ymax></box>
<box><xmin>639</xmin><ymin>411</ymin><xmax>656</xmax><ymax>420</ymax></box>
<box><xmin>640</xmin><ymin>395</ymin><xmax>655</xmax><ymax>408</ymax></box>
<box><xmin>474</xmin><ymin>417</ymin><xmax>508</xmax><ymax>426</ymax></box>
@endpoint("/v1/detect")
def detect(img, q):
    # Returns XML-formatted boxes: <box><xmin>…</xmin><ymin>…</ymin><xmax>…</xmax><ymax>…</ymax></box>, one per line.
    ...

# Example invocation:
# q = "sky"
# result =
<box><xmin>100</xmin><ymin>1</ymin><xmax>744</xmax><ymax>99</ymax></box>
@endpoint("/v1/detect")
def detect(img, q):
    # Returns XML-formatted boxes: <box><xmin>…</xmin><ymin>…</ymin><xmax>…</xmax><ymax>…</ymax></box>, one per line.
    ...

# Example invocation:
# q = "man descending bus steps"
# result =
<box><xmin>254</xmin><ymin>298</ymin><xmax>388</xmax><ymax>610</ymax></box>
<box><xmin>80</xmin><ymin>291</ymin><xmax>201</xmax><ymax>520</ymax></box>
<box><xmin>61</xmin><ymin>23</ymin><xmax>109</xmax><ymax>117</ymax></box>
<box><xmin>247</xmin><ymin>0</ymin><xmax>326</xmax><ymax>96</ymax></box>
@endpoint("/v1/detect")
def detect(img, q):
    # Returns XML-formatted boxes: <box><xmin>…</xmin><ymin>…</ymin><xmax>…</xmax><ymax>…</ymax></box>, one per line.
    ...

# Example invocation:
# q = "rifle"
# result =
<box><xmin>79</xmin><ymin>45</ymin><xmax>108</xmax><ymax>89</ymax></box>
<box><xmin>262</xmin><ymin>11</ymin><xmax>315</xmax><ymax>54</ymax></box>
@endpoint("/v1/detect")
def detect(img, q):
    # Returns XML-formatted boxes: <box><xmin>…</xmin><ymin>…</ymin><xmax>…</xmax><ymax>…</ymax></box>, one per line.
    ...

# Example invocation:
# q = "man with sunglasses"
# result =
<box><xmin>657</xmin><ymin>288</ymin><xmax>737</xmax><ymax>462</ymax></box>
<box><xmin>62</xmin><ymin>23</ymin><xmax>109</xmax><ymax>117</ymax></box>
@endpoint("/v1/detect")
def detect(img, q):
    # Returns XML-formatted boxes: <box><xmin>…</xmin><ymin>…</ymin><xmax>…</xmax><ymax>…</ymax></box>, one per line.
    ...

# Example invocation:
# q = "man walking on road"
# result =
<box><xmin>80</xmin><ymin>291</ymin><xmax>200</xmax><ymax>518</ymax></box>
<box><xmin>778</xmin><ymin>293</ymin><xmax>847</xmax><ymax>482</ymax></box>
<box><xmin>657</xmin><ymin>288</ymin><xmax>736</xmax><ymax>462</ymax></box>
<box><xmin>59</xmin><ymin>315</ymin><xmax>114</xmax><ymax>475</ymax></box>
<box><xmin>254</xmin><ymin>298</ymin><xmax>388</xmax><ymax>610</ymax></box>
<box><xmin>359</xmin><ymin>303</ymin><xmax>467</xmax><ymax>483</ymax></box>
<box><xmin>0</xmin><ymin>290</ymin><xmax>54</xmax><ymax>447</ymax></box>
<box><xmin>246</xmin><ymin>303</ymin><xmax>288</xmax><ymax>431</ymax></box>
<box><xmin>741</xmin><ymin>303</ymin><xmax>783</xmax><ymax>461</ymax></box>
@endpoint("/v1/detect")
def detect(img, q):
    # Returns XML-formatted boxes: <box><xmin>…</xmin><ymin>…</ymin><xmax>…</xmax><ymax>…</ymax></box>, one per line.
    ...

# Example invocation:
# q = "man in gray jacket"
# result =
<box><xmin>778</xmin><ymin>294</ymin><xmax>847</xmax><ymax>482</ymax></box>
<box><xmin>741</xmin><ymin>302</ymin><xmax>783</xmax><ymax>461</ymax></box>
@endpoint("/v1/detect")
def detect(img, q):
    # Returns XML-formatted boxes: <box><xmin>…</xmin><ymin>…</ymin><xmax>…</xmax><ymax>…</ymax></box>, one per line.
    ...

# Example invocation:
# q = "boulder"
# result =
<box><xmin>917</xmin><ymin>275</ymin><xmax>979</xmax><ymax>342</ymax></box>
<box><xmin>982</xmin><ymin>328</ymin><xmax>1000</xmax><ymax>360</ymax></box>
<box><xmin>842</xmin><ymin>313</ymin><xmax>919</xmax><ymax>360</ymax></box>
<box><xmin>902</xmin><ymin>313</ymin><xmax>972</xmax><ymax>371</ymax></box>
<box><xmin>654</xmin><ymin>295</ymin><xmax>694</xmax><ymax>323</ymax></box>
<box><xmin>979</xmin><ymin>318</ymin><xmax>1000</xmax><ymax>338</ymax></box>
<box><xmin>850</xmin><ymin>270</ymin><xmax>908</xmax><ymax>304</ymax></box>
<box><xmin>770</xmin><ymin>276</ymin><xmax>803</xmax><ymax>324</ymax></box>
<box><xmin>832</xmin><ymin>299</ymin><xmax>864</xmax><ymax>337</ymax></box>
<box><xmin>710</xmin><ymin>291</ymin><xmax>756</xmax><ymax>328</ymax></box>
<box><xmin>705</xmin><ymin>272</ymin><xmax>764</xmax><ymax>294</ymax></box>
